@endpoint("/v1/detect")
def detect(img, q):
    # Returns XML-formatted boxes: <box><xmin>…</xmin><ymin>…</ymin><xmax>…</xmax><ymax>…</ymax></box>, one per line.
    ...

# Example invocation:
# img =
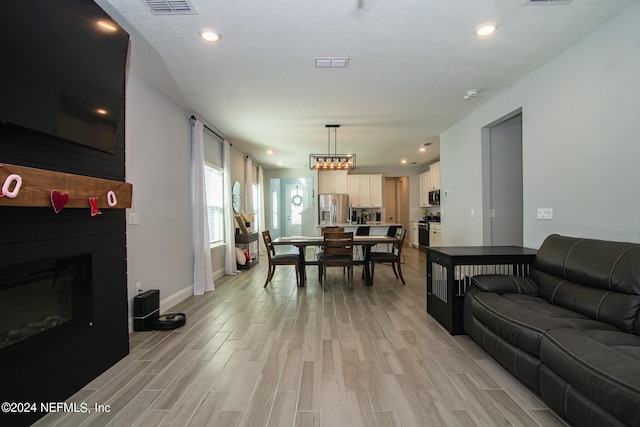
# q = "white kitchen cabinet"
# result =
<box><xmin>318</xmin><ymin>170</ymin><xmax>348</xmax><ymax>193</ymax></box>
<box><xmin>369</xmin><ymin>174</ymin><xmax>384</xmax><ymax>207</ymax></box>
<box><xmin>348</xmin><ymin>174</ymin><xmax>384</xmax><ymax>208</ymax></box>
<box><xmin>429</xmin><ymin>161</ymin><xmax>440</xmax><ymax>190</ymax></box>
<box><xmin>419</xmin><ymin>170</ymin><xmax>431</xmax><ymax>207</ymax></box>
<box><xmin>429</xmin><ymin>222</ymin><xmax>441</xmax><ymax>247</ymax></box>
<box><xmin>410</xmin><ymin>222</ymin><xmax>419</xmax><ymax>248</ymax></box>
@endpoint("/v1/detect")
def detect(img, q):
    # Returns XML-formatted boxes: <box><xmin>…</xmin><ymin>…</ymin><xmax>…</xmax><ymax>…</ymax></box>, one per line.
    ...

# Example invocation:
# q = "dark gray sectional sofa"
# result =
<box><xmin>463</xmin><ymin>234</ymin><xmax>640</xmax><ymax>427</ymax></box>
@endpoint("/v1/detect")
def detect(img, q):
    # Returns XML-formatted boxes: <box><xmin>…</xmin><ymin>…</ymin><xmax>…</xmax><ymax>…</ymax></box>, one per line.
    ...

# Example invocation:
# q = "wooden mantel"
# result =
<box><xmin>0</xmin><ymin>163</ymin><xmax>132</xmax><ymax>209</ymax></box>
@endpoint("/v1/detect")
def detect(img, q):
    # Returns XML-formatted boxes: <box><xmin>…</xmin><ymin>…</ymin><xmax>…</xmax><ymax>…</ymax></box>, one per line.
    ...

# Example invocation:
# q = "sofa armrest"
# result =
<box><xmin>471</xmin><ymin>274</ymin><xmax>538</xmax><ymax>295</ymax></box>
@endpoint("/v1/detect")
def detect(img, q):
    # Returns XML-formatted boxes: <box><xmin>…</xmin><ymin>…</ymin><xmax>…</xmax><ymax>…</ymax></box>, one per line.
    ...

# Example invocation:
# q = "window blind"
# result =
<box><xmin>204</xmin><ymin>164</ymin><xmax>224</xmax><ymax>244</ymax></box>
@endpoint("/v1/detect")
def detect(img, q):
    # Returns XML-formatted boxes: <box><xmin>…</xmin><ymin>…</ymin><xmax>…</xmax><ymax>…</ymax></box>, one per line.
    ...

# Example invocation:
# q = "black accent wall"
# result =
<box><xmin>0</xmin><ymin>108</ymin><xmax>129</xmax><ymax>426</ymax></box>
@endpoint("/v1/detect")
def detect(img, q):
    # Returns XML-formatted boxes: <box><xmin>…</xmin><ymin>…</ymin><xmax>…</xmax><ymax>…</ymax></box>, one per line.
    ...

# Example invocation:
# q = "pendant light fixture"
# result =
<box><xmin>308</xmin><ymin>124</ymin><xmax>356</xmax><ymax>170</ymax></box>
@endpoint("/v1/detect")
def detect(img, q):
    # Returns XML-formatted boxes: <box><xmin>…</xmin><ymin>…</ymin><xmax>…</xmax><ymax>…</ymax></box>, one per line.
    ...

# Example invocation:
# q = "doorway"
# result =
<box><xmin>384</xmin><ymin>177</ymin><xmax>409</xmax><ymax>231</ymax></box>
<box><xmin>285</xmin><ymin>183</ymin><xmax>305</xmax><ymax>236</ymax></box>
<box><xmin>481</xmin><ymin>110</ymin><xmax>523</xmax><ymax>246</ymax></box>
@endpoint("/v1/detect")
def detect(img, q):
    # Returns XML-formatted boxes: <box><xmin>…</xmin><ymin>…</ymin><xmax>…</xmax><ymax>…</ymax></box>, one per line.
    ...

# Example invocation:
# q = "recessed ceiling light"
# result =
<box><xmin>419</xmin><ymin>147</ymin><xmax>426</xmax><ymax>152</ymax></box>
<box><xmin>266</xmin><ymin>150</ymin><xmax>273</xmax><ymax>155</ymax></box>
<box><xmin>475</xmin><ymin>23</ymin><xmax>497</xmax><ymax>37</ymax></box>
<box><xmin>96</xmin><ymin>108</ymin><xmax>108</xmax><ymax>115</ymax></box>
<box><xmin>401</xmin><ymin>159</ymin><xmax>407</xmax><ymax>164</ymax></box>
<box><xmin>97</xmin><ymin>20</ymin><xmax>118</xmax><ymax>32</ymax></box>
<box><xmin>199</xmin><ymin>28</ymin><xmax>221</xmax><ymax>42</ymax></box>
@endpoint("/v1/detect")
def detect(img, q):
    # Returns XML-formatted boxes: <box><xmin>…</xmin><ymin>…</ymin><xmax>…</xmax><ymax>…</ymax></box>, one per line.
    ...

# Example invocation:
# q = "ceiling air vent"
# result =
<box><xmin>143</xmin><ymin>0</ymin><xmax>197</xmax><ymax>15</ymax></box>
<box><xmin>315</xmin><ymin>57</ymin><xmax>350</xmax><ymax>69</ymax></box>
<box><xmin>522</xmin><ymin>0</ymin><xmax>573</xmax><ymax>5</ymax></box>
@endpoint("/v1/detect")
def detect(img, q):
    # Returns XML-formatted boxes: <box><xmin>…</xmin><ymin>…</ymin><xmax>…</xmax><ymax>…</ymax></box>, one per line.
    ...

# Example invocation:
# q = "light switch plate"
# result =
<box><xmin>537</xmin><ymin>208</ymin><xmax>553</xmax><ymax>220</ymax></box>
<box><xmin>129</xmin><ymin>212</ymin><xmax>140</xmax><ymax>225</ymax></box>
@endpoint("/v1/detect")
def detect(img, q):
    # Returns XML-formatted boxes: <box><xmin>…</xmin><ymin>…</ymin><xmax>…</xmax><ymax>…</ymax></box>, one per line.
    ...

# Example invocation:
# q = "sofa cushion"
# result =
<box><xmin>534</xmin><ymin>234</ymin><xmax>640</xmax><ymax>295</ymax></box>
<box><xmin>470</xmin><ymin>291</ymin><xmax>618</xmax><ymax>357</ymax></box>
<box><xmin>531</xmin><ymin>269</ymin><xmax>640</xmax><ymax>334</ymax></box>
<box><xmin>540</xmin><ymin>328</ymin><xmax>640</xmax><ymax>426</ymax></box>
<box><xmin>471</xmin><ymin>274</ymin><xmax>538</xmax><ymax>295</ymax></box>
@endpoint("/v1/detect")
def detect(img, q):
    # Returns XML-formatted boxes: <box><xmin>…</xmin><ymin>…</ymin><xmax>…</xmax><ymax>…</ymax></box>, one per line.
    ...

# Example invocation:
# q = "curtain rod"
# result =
<box><xmin>245</xmin><ymin>154</ymin><xmax>263</xmax><ymax>168</ymax></box>
<box><xmin>190</xmin><ymin>115</ymin><xmax>227</xmax><ymax>143</ymax></box>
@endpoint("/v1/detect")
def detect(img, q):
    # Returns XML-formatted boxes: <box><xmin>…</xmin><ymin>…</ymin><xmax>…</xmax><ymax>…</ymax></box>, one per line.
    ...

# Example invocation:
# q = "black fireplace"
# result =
<box><xmin>0</xmin><ymin>3</ymin><xmax>130</xmax><ymax>424</ymax></box>
<box><xmin>0</xmin><ymin>254</ymin><xmax>92</xmax><ymax>366</ymax></box>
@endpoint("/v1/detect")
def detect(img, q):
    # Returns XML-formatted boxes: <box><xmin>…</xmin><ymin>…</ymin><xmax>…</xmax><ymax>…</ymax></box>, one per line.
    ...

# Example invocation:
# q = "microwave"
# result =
<box><xmin>428</xmin><ymin>190</ymin><xmax>440</xmax><ymax>205</ymax></box>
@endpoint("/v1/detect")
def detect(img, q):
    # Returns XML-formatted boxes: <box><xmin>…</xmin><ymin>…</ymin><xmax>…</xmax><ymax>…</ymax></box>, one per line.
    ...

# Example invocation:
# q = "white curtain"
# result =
<box><xmin>244</xmin><ymin>156</ymin><xmax>254</xmax><ymax>215</ymax></box>
<box><xmin>258</xmin><ymin>165</ymin><xmax>266</xmax><ymax>254</ymax></box>
<box><xmin>224</xmin><ymin>140</ymin><xmax>240</xmax><ymax>275</ymax></box>
<box><xmin>191</xmin><ymin>119</ymin><xmax>215</xmax><ymax>295</ymax></box>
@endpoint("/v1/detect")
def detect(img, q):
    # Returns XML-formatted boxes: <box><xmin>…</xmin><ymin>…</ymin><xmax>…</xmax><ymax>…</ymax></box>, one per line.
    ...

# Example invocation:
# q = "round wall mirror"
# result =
<box><xmin>232</xmin><ymin>181</ymin><xmax>241</xmax><ymax>213</ymax></box>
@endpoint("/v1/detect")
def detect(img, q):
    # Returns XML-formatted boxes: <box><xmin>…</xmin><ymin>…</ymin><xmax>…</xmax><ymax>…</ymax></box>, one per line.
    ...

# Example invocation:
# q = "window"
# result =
<box><xmin>252</xmin><ymin>183</ymin><xmax>259</xmax><ymax>231</ymax></box>
<box><xmin>272</xmin><ymin>190</ymin><xmax>279</xmax><ymax>229</ymax></box>
<box><xmin>204</xmin><ymin>164</ymin><xmax>224</xmax><ymax>245</ymax></box>
<box><xmin>290</xmin><ymin>186</ymin><xmax>303</xmax><ymax>225</ymax></box>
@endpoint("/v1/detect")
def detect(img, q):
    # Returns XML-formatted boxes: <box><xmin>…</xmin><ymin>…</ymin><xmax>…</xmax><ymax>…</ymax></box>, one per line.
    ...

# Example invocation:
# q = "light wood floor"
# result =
<box><xmin>34</xmin><ymin>246</ymin><xmax>566</xmax><ymax>427</ymax></box>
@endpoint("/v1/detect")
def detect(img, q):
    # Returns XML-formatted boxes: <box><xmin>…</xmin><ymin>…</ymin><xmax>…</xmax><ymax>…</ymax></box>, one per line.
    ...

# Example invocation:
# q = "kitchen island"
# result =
<box><xmin>318</xmin><ymin>222</ymin><xmax>402</xmax><ymax>236</ymax></box>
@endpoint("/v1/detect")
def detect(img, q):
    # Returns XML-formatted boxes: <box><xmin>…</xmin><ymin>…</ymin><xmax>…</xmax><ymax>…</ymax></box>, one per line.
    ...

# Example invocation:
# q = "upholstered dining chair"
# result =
<box><xmin>370</xmin><ymin>229</ymin><xmax>407</xmax><ymax>285</ymax></box>
<box><xmin>262</xmin><ymin>230</ymin><xmax>299</xmax><ymax>287</ymax></box>
<box><xmin>318</xmin><ymin>231</ymin><xmax>354</xmax><ymax>289</ymax></box>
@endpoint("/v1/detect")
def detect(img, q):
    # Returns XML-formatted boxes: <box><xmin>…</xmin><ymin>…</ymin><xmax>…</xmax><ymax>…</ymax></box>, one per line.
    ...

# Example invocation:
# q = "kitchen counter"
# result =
<box><xmin>318</xmin><ymin>222</ymin><xmax>402</xmax><ymax>228</ymax></box>
<box><xmin>317</xmin><ymin>223</ymin><xmax>402</xmax><ymax>236</ymax></box>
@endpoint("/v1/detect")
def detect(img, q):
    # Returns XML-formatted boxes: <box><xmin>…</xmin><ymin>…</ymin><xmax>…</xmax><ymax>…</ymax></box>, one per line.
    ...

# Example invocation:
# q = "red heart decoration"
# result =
<box><xmin>51</xmin><ymin>190</ymin><xmax>70</xmax><ymax>213</ymax></box>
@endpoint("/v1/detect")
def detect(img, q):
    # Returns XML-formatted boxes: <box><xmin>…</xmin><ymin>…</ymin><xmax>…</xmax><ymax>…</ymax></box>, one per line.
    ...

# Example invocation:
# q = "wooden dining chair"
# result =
<box><xmin>262</xmin><ymin>230</ymin><xmax>299</xmax><ymax>287</ymax></box>
<box><xmin>318</xmin><ymin>231</ymin><xmax>354</xmax><ymax>289</ymax></box>
<box><xmin>369</xmin><ymin>229</ymin><xmax>407</xmax><ymax>285</ymax></box>
<box><xmin>354</xmin><ymin>226</ymin><xmax>370</xmax><ymax>261</ymax></box>
<box><xmin>316</xmin><ymin>227</ymin><xmax>345</xmax><ymax>280</ymax></box>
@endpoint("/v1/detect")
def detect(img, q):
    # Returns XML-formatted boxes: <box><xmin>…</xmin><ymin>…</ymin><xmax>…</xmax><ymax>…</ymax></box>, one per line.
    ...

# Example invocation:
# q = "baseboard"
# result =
<box><xmin>160</xmin><ymin>284</ymin><xmax>193</xmax><ymax>313</ymax></box>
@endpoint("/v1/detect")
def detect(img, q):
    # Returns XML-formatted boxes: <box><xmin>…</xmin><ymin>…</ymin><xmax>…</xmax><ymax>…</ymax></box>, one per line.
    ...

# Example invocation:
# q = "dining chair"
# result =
<box><xmin>369</xmin><ymin>229</ymin><xmax>407</xmax><ymax>285</ymax></box>
<box><xmin>378</xmin><ymin>225</ymin><xmax>398</xmax><ymax>252</ymax></box>
<box><xmin>354</xmin><ymin>226</ymin><xmax>370</xmax><ymax>261</ymax></box>
<box><xmin>317</xmin><ymin>227</ymin><xmax>345</xmax><ymax>280</ymax></box>
<box><xmin>318</xmin><ymin>231</ymin><xmax>354</xmax><ymax>289</ymax></box>
<box><xmin>262</xmin><ymin>230</ymin><xmax>300</xmax><ymax>287</ymax></box>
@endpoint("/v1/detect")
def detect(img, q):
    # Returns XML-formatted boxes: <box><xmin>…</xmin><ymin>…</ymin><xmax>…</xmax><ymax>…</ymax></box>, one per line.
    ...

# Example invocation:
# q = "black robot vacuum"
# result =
<box><xmin>133</xmin><ymin>290</ymin><xmax>187</xmax><ymax>331</ymax></box>
<box><xmin>154</xmin><ymin>313</ymin><xmax>187</xmax><ymax>330</ymax></box>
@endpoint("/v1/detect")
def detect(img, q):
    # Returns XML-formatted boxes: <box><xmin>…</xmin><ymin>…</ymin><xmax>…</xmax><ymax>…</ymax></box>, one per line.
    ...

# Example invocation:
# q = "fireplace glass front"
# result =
<box><xmin>0</xmin><ymin>254</ymin><xmax>92</xmax><ymax>352</ymax></box>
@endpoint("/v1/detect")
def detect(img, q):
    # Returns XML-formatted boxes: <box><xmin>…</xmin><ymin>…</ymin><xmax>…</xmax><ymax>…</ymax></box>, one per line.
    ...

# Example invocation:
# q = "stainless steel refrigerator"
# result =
<box><xmin>318</xmin><ymin>193</ymin><xmax>349</xmax><ymax>225</ymax></box>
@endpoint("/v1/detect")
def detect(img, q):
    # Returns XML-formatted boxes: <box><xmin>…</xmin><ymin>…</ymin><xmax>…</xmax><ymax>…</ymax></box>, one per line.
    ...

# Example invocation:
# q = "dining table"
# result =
<box><xmin>272</xmin><ymin>234</ymin><xmax>400</xmax><ymax>287</ymax></box>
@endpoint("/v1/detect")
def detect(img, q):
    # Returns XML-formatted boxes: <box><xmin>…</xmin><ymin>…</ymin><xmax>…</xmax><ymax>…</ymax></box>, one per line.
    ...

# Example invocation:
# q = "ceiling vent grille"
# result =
<box><xmin>522</xmin><ymin>0</ymin><xmax>573</xmax><ymax>5</ymax></box>
<box><xmin>143</xmin><ymin>0</ymin><xmax>197</xmax><ymax>15</ymax></box>
<box><xmin>315</xmin><ymin>57</ymin><xmax>350</xmax><ymax>69</ymax></box>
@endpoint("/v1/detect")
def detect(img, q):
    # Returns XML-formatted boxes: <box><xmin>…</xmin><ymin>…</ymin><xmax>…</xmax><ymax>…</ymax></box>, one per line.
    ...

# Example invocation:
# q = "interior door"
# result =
<box><xmin>285</xmin><ymin>183</ymin><xmax>304</xmax><ymax>236</ymax></box>
<box><xmin>384</xmin><ymin>178</ymin><xmax>397</xmax><ymax>222</ymax></box>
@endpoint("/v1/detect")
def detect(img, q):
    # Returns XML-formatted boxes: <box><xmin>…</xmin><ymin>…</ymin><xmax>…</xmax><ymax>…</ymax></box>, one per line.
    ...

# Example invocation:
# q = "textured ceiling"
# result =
<box><xmin>97</xmin><ymin>0</ymin><xmax>637</xmax><ymax>170</ymax></box>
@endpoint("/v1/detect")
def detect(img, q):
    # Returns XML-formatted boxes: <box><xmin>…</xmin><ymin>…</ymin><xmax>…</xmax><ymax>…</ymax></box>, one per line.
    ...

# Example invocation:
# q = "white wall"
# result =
<box><xmin>441</xmin><ymin>2</ymin><xmax>640</xmax><ymax>249</ymax></box>
<box><xmin>125</xmin><ymin>49</ymin><xmax>194</xmax><ymax>319</ymax></box>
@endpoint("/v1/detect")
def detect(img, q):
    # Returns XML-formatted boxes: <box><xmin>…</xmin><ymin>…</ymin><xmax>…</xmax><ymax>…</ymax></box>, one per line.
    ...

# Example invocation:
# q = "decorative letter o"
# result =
<box><xmin>107</xmin><ymin>190</ymin><xmax>118</xmax><ymax>207</ymax></box>
<box><xmin>2</xmin><ymin>174</ymin><xmax>22</xmax><ymax>198</ymax></box>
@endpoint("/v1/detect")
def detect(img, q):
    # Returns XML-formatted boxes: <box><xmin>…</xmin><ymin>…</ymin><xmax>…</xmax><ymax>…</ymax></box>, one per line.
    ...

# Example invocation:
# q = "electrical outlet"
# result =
<box><xmin>537</xmin><ymin>208</ymin><xmax>553</xmax><ymax>220</ymax></box>
<box><xmin>136</xmin><ymin>283</ymin><xmax>142</xmax><ymax>294</ymax></box>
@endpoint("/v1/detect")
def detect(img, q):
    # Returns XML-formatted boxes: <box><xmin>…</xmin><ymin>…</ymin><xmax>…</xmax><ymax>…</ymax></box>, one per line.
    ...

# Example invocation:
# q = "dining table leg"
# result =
<box><xmin>297</xmin><ymin>245</ymin><xmax>306</xmax><ymax>286</ymax></box>
<box><xmin>363</xmin><ymin>244</ymin><xmax>374</xmax><ymax>286</ymax></box>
